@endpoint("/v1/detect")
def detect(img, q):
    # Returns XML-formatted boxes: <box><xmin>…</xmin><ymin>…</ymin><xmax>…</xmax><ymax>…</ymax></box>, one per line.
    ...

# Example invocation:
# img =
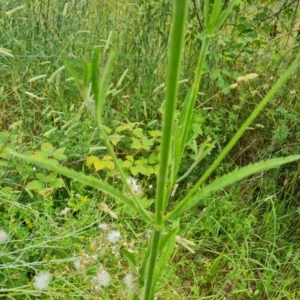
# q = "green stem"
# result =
<box><xmin>143</xmin><ymin>230</ymin><xmax>162</xmax><ymax>300</ymax></box>
<box><xmin>155</xmin><ymin>0</ymin><xmax>188</xmax><ymax>223</ymax></box>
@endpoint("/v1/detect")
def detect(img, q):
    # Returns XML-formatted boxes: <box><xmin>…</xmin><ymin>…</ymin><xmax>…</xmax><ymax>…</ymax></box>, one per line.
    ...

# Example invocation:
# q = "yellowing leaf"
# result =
<box><xmin>115</xmin><ymin>124</ymin><xmax>130</xmax><ymax>132</ymax></box>
<box><xmin>103</xmin><ymin>155</ymin><xmax>113</xmax><ymax>161</ymax></box>
<box><xmin>104</xmin><ymin>160</ymin><xmax>115</xmax><ymax>170</ymax></box>
<box><xmin>125</xmin><ymin>155</ymin><xmax>134</xmax><ymax>162</ymax></box>
<box><xmin>148</xmin><ymin>130</ymin><xmax>162</xmax><ymax>137</ymax></box>
<box><xmin>94</xmin><ymin>160</ymin><xmax>107</xmax><ymax>171</ymax></box>
<box><xmin>110</xmin><ymin>134</ymin><xmax>123</xmax><ymax>145</ymax></box>
<box><xmin>102</xmin><ymin>125</ymin><xmax>112</xmax><ymax>133</ymax></box>
<box><xmin>86</xmin><ymin>156</ymin><xmax>100</xmax><ymax>168</ymax></box>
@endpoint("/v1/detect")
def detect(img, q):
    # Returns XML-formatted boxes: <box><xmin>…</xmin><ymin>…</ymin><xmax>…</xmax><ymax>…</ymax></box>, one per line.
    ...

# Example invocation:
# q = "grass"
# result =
<box><xmin>1</xmin><ymin>0</ymin><xmax>300</xmax><ymax>299</ymax></box>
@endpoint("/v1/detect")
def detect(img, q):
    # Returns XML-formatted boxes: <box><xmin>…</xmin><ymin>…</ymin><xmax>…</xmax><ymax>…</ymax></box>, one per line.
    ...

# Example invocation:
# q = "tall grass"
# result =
<box><xmin>9</xmin><ymin>0</ymin><xmax>300</xmax><ymax>299</ymax></box>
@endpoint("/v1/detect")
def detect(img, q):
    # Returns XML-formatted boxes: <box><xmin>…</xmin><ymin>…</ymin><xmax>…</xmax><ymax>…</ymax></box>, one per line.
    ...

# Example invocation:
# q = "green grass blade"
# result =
<box><xmin>173</xmin><ymin>37</ymin><xmax>210</xmax><ymax>183</ymax></box>
<box><xmin>165</xmin><ymin>155</ymin><xmax>300</xmax><ymax>221</ymax></box>
<box><xmin>9</xmin><ymin>152</ymin><xmax>153</xmax><ymax>223</ymax></box>
<box><xmin>92</xmin><ymin>50</ymin><xmax>116</xmax><ymax>125</ymax></box>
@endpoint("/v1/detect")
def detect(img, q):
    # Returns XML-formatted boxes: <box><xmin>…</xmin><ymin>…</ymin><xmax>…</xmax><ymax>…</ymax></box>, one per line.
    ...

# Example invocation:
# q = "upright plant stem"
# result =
<box><xmin>143</xmin><ymin>0</ymin><xmax>188</xmax><ymax>298</ymax></box>
<box><xmin>143</xmin><ymin>230</ymin><xmax>161</xmax><ymax>300</ymax></box>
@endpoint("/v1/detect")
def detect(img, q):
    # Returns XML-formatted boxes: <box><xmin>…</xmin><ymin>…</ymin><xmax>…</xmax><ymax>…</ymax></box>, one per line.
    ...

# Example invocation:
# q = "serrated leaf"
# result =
<box><xmin>93</xmin><ymin>160</ymin><xmax>107</xmax><ymax>171</ymax></box>
<box><xmin>109</xmin><ymin>134</ymin><xmax>122</xmax><ymax>145</ymax></box>
<box><xmin>149</xmin><ymin>151</ymin><xmax>159</xmax><ymax>164</ymax></box>
<box><xmin>130</xmin><ymin>165</ymin><xmax>146</xmax><ymax>176</ymax></box>
<box><xmin>35</xmin><ymin>173</ymin><xmax>48</xmax><ymax>183</ymax></box>
<box><xmin>53</xmin><ymin>148</ymin><xmax>67</xmax><ymax>161</ymax></box>
<box><xmin>104</xmin><ymin>160</ymin><xmax>115</xmax><ymax>170</ymax></box>
<box><xmin>41</xmin><ymin>142</ymin><xmax>54</xmax><ymax>156</ymax></box>
<box><xmin>133</xmin><ymin>128</ymin><xmax>145</xmax><ymax>139</ymax></box>
<box><xmin>131</xmin><ymin>137</ymin><xmax>143</xmax><ymax>149</ymax></box>
<box><xmin>9</xmin><ymin>151</ymin><xmax>153</xmax><ymax>223</ymax></box>
<box><xmin>126</xmin><ymin>155</ymin><xmax>134</xmax><ymax>162</ymax></box>
<box><xmin>144</xmin><ymin>165</ymin><xmax>154</xmax><ymax>176</ymax></box>
<box><xmin>142</xmin><ymin>137</ymin><xmax>154</xmax><ymax>150</ymax></box>
<box><xmin>166</xmin><ymin>155</ymin><xmax>300</xmax><ymax>221</ymax></box>
<box><xmin>49</xmin><ymin>178</ymin><xmax>65</xmax><ymax>188</ymax></box>
<box><xmin>26</xmin><ymin>180</ymin><xmax>44</xmax><ymax>191</ymax></box>
<box><xmin>148</xmin><ymin>130</ymin><xmax>162</xmax><ymax>137</ymax></box>
<box><xmin>86</xmin><ymin>155</ymin><xmax>100</xmax><ymax>168</ymax></box>
<box><xmin>130</xmin><ymin>166</ymin><xmax>139</xmax><ymax>176</ymax></box>
<box><xmin>135</xmin><ymin>158</ymin><xmax>148</xmax><ymax>165</ymax></box>
<box><xmin>122</xmin><ymin>160</ymin><xmax>133</xmax><ymax>168</ymax></box>
<box><xmin>31</xmin><ymin>151</ymin><xmax>48</xmax><ymax>160</ymax></box>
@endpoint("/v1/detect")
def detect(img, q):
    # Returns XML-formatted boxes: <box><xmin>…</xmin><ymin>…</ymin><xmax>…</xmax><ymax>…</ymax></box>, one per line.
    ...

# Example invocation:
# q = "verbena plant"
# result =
<box><xmin>10</xmin><ymin>0</ymin><xmax>300</xmax><ymax>299</ymax></box>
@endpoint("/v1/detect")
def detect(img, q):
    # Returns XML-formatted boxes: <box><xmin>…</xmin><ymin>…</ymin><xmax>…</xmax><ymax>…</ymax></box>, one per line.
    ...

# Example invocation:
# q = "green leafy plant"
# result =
<box><xmin>9</xmin><ymin>0</ymin><xmax>300</xmax><ymax>299</ymax></box>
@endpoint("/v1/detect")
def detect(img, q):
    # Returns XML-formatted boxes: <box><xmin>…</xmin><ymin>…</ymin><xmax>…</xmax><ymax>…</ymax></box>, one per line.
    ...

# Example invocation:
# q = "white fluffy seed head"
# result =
<box><xmin>107</xmin><ymin>231</ymin><xmax>121</xmax><ymax>243</ymax></box>
<box><xmin>124</xmin><ymin>273</ymin><xmax>135</xmax><ymax>290</ymax></box>
<box><xmin>33</xmin><ymin>272</ymin><xmax>52</xmax><ymax>290</ymax></box>
<box><xmin>0</xmin><ymin>230</ymin><xmax>9</xmax><ymax>243</ymax></box>
<box><xmin>95</xmin><ymin>270</ymin><xmax>111</xmax><ymax>287</ymax></box>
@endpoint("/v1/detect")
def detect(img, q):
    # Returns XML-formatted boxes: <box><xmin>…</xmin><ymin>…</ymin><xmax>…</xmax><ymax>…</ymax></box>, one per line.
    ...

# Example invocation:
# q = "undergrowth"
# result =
<box><xmin>1</xmin><ymin>0</ymin><xmax>300</xmax><ymax>299</ymax></box>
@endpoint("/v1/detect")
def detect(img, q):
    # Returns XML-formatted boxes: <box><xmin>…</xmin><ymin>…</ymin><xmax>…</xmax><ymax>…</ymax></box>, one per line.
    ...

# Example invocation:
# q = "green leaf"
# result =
<box><xmin>41</xmin><ymin>142</ymin><xmax>54</xmax><ymax>156</ymax></box>
<box><xmin>165</xmin><ymin>155</ymin><xmax>300</xmax><ymax>221</ymax></box>
<box><xmin>26</xmin><ymin>180</ymin><xmax>44</xmax><ymax>191</ymax></box>
<box><xmin>86</xmin><ymin>156</ymin><xmax>100</xmax><ymax>168</ymax></box>
<box><xmin>49</xmin><ymin>178</ymin><xmax>65</xmax><ymax>188</ymax></box>
<box><xmin>133</xmin><ymin>127</ymin><xmax>145</xmax><ymax>138</ymax></box>
<box><xmin>148</xmin><ymin>151</ymin><xmax>159</xmax><ymax>164</ymax></box>
<box><xmin>31</xmin><ymin>151</ymin><xmax>48</xmax><ymax>160</ymax></box>
<box><xmin>153</xmin><ymin>228</ymin><xmax>178</xmax><ymax>289</ymax></box>
<box><xmin>109</xmin><ymin>134</ymin><xmax>122</xmax><ymax>145</ymax></box>
<box><xmin>131</xmin><ymin>137</ymin><xmax>143</xmax><ymax>149</ymax></box>
<box><xmin>53</xmin><ymin>148</ymin><xmax>67</xmax><ymax>161</ymax></box>
<box><xmin>35</xmin><ymin>173</ymin><xmax>49</xmax><ymax>183</ymax></box>
<box><xmin>142</xmin><ymin>137</ymin><xmax>154</xmax><ymax>150</ymax></box>
<box><xmin>148</xmin><ymin>130</ymin><xmax>162</xmax><ymax>137</ymax></box>
<box><xmin>9</xmin><ymin>151</ymin><xmax>153</xmax><ymax>224</ymax></box>
<box><xmin>122</xmin><ymin>160</ymin><xmax>133</xmax><ymax>168</ymax></box>
<box><xmin>0</xmin><ymin>132</ymin><xmax>9</xmax><ymax>146</ymax></box>
<box><xmin>122</xmin><ymin>249</ymin><xmax>138</xmax><ymax>273</ymax></box>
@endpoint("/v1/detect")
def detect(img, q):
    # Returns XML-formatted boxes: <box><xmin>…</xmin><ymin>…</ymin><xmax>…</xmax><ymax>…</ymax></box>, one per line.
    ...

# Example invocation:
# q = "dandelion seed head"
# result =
<box><xmin>0</xmin><ymin>230</ymin><xmax>9</xmax><ymax>243</ymax></box>
<box><xmin>107</xmin><ymin>230</ymin><xmax>121</xmax><ymax>243</ymax></box>
<box><xmin>73</xmin><ymin>257</ymin><xmax>81</xmax><ymax>270</ymax></box>
<box><xmin>95</xmin><ymin>270</ymin><xmax>111</xmax><ymax>287</ymax></box>
<box><xmin>98</xmin><ymin>223</ymin><xmax>109</xmax><ymax>231</ymax></box>
<box><xmin>124</xmin><ymin>273</ymin><xmax>135</xmax><ymax>290</ymax></box>
<box><xmin>33</xmin><ymin>272</ymin><xmax>52</xmax><ymax>290</ymax></box>
<box><xmin>126</xmin><ymin>177</ymin><xmax>143</xmax><ymax>195</ymax></box>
